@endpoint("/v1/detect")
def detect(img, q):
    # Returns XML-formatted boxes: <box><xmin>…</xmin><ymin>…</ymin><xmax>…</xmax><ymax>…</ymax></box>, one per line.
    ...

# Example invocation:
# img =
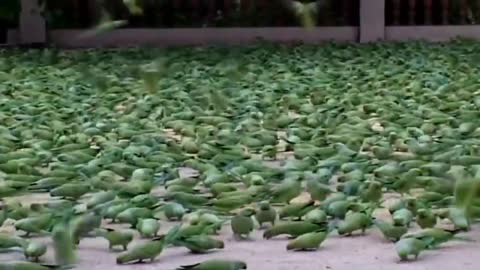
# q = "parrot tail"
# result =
<box><xmin>176</xmin><ymin>263</ymin><xmax>200</xmax><ymax>270</ymax></box>
<box><xmin>116</xmin><ymin>252</ymin><xmax>134</xmax><ymax>264</ymax></box>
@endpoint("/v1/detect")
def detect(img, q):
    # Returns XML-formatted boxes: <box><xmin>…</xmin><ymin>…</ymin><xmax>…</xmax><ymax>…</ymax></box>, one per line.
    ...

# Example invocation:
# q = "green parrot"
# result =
<box><xmin>433</xmin><ymin>208</ymin><xmax>450</xmax><ymax>219</ymax></box>
<box><xmin>433</xmin><ymin>146</ymin><xmax>463</xmax><ymax>163</ymax></box>
<box><xmin>0</xmin><ymin>160</ymin><xmax>39</xmax><ymax>175</ymax></box>
<box><xmin>255</xmin><ymin>201</ymin><xmax>277</xmax><ymax>228</ymax></box>
<box><xmin>136</xmin><ymin>218</ymin><xmax>161</xmax><ymax>238</ymax></box>
<box><xmin>374</xmin><ymin>162</ymin><xmax>402</xmax><ymax>178</ymax></box>
<box><xmin>186</xmin><ymin>211</ymin><xmax>207</xmax><ymax>225</ymax></box>
<box><xmin>86</xmin><ymin>191</ymin><xmax>116</xmax><ymax>209</ymax></box>
<box><xmin>306</xmin><ymin>179</ymin><xmax>332</xmax><ymax>202</ymax></box>
<box><xmin>405</xmin><ymin>138</ymin><xmax>435</xmax><ymax>156</ymax></box>
<box><xmin>51</xmin><ymin>222</ymin><xmax>76</xmax><ymax>266</ymax></box>
<box><xmin>372</xmin><ymin>145</ymin><xmax>392</xmax><ymax>159</ymax></box>
<box><xmin>116</xmin><ymin>225</ymin><xmax>179</xmax><ymax>264</ymax></box>
<box><xmin>116</xmin><ymin>236</ymin><xmax>167</xmax><ymax>264</ymax></box>
<box><xmin>231</xmin><ymin>208</ymin><xmax>255</xmax><ymax>239</ymax></box>
<box><xmin>164</xmin><ymin>192</ymin><xmax>210</xmax><ymax>207</ymax></box>
<box><xmin>303</xmin><ymin>209</ymin><xmax>327</xmax><ymax>224</ymax></box>
<box><xmin>71</xmin><ymin>212</ymin><xmax>102</xmax><ymax>244</ymax></box>
<box><xmin>213</xmin><ymin>187</ymin><xmax>250</xmax><ymax>199</ymax></box>
<box><xmin>402</xmin><ymin>228</ymin><xmax>456</xmax><ymax>248</ymax></box>
<box><xmin>452</xmin><ymin>155</ymin><xmax>480</xmax><ymax>166</ymax></box>
<box><xmin>392</xmin><ymin>208</ymin><xmax>413</xmax><ymax>227</ymax></box>
<box><xmin>210</xmin><ymin>183</ymin><xmax>237</xmax><ymax>196</ymax></box>
<box><xmin>92</xmin><ymin>199</ymin><xmax>125</xmax><ymax>216</ymax></box>
<box><xmin>322</xmin><ymin>192</ymin><xmax>347</xmax><ymax>208</ymax></box>
<box><xmin>103</xmin><ymin>203</ymin><xmax>130</xmax><ymax>223</ymax></box>
<box><xmin>177</xmin><ymin>260</ymin><xmax>247</xmax><ymax>270</ymax></box>
<box><xmin>0</xmin><ymin>185</ymin><xmax>21</xmax><ymax>198</ymax></box>
<box><xmin>114</xmin><ymin>180</ymin><xmax>153</xmax><ymax>197</ymax></box>
<box><xmin>395</xmin><ymin>238</ymin><xmax>428</xmax><ymax>261</ymax></box>
<box><xmin>14</xmin><ymin>214</ymin><xmax>53</xmax><ymax>237</ymax></box>
<box><xmin>28</xmin><ymin>177</ymin><xmax>69</xmax><ymax>192</ymax></box>
<box><xmin>0</xmin><ymin>234</ymin><xmax>28</xmax><ymax>249</ymax></box>
<box><xmin>417</xmin><ymin>176</ymin><xmax>454</xmax><ymax>194</ymax></box>
<box><xmin>373</xmin><ymin>219</ymin><xmax>407</xmax><ymax>242</ymax></box>
<box><xmin>178</xmin><ymin>223</ymin><xmax>218</xmax><ymax>238</ymax></box>
<box><xmin>390</xmin><ymin>168</ymin><xmax>421</xmax><ymax>194</ymax></box>
<box><xmin>286</xmin><ymin>230</ymin><xmax>328</xmax><ymax>251</ymax></box>
<box><xmin>95</xmin><ymin>228</ymin><xmax>134</xmax><ymax>251</ymax></box>
<box><xmin>279</xmin><ymin>201</ymin><xmax>315</xmax><ymax>220</ymax></box>
<box><xmin>180</xmin><ymin>138</ymin><xmax>199</xmax><ymax>154</ymax></box>
<box><xmin>337</xmin><ymin>180</ymin><xmax>361</xmax><ymax>196</ymax></box>
<box><xmin>50</xmin><ymin>183</ymin><xmax>90</xmax><ymax>200</ymax></box>
<box><xmin>337</xmin><ymin>212</ymin><xmax>371</xmax><ymax>236</ymax></box>
<box><xmin>404</xmin><ymin>198</ymin><xmax>419</xmax><ymax>215</ymax></box>
<box><xmin>209</xmin><ymin>194</ymin><xmax>253</xmax><ymax>212</ymax></box>
<box><xmin>203</xmin><ymin>170</ymin><xmax>230</xmax><ymax>186</ymax></box>
<box><xmin>315</xmin><ymin>168</ymin><xmax>333</xmax><ymax>183</ymax></box>
<box><xmin>326</xmin><ymin>200</ymin><xmax>352</xmax><ymax>219</ymax></box>
<box><xmin>446</xmin><ymin>165</ymin><xmax>468</xmax><ymax>181</ymax></box>
<box><xmin>359</xmin><ymin>181</ymin><xmax>383</xmax><ymax>203</ymax></box>
<box><xmin>130</xmin><ymin>168</ymin><xmax>154</xmax><ymax>182</ymax></box>
<box><xmin>48</xmin><ymin>169</ymin><xmax>78</xmax><ymax>179</ymax></box>
<box><xmin>270</xmin><ymin>177</ymin><xmax>302</xmax><ymax>204</ymax></box>
<box><xmin>416</xmin><ymin>191</ymin><xmax>445</xmax><ymax>205</ymax></box>
<box><xmin>174</xmin><ymin>235</ymin><xmax>225</xmax><ymax>253</ymax></box>
<box><xmin>339</xmin><ymin>162</ymin><xmax>364</xmax><ymax>174</ymax></box>
<box><xmin>454</xmin><ymin>176</ymin><xmax>479</xmax><ymax>208</ymax></box>
<box><xmin>420</xmin><ymin>162</ymin><xmax>450</xmax><ymax>177</ymax></box>
<box><xmin>338</xmin><ymin>169</ymin><xmax>364</xmax><ymax>183</ymax></box>
<box><xmin>166</xmin><ymin>177</ymin><xmax>199</xmax><ymax>188</ymax></box>
<box><xmin>197</xmin><ymin>213</ymin><xmax>225</xmax><ymax>235</ymax></box>
<box><xmin>117</xmin><ymin>207</ymin><xmax>153</xmax><ymax>227</ymax></box>
<box><xmin>333</xmin><ymin>143</ymin><xmax>357</xmax><ymax>157</ymax></box>
<box><xmin>263</xmin><ymin>221</ymin><xmax>326</xmax><ymax>239</ymax></box>
<box><xmin>6</xmin><ymin>174</ymin><xmax>41</xmax><ymax>183</ymax></box>
<box><xmin>129</xmin><ymin>194</ymin><xmax>159</xmax><ymax>208</ymax></box>
<box><xmin>5</xmin><ymin>180</ymin><xmax>31</xmax><ymax>189</ymax></box>
<box><xmin>448</xmin><ymin>207</ymin><xmax>470</xmax><ymax>231</ymax></box>
<box><xmin>57</xmin><ymin>150</ymin><xmax>95</xmax><ymax>165</ymax></box>
<box><xmin>416</xmin><ymin>209</ymin><xmax>437</xmax><ymax>229</ymax></box>
<box><xmin>158</xmin><ymin>202</ymin><xmax>186</xmax><ymax>221</ymax></box>
<box><xmin>0</xmin><ymin>262</ymin><xmax>64</xmax><ymax>270</ymax></box>
<box><xmin>0</xmin><ymin>204</ymin><xmax>7</xmax><ymax>227</ymax></box>
<box><xmin>261</xmin><ymin>145</ymin><xmax>277</xmax><ymax>160</ymax></box>
<box><xmin>24</xmin><ymin>241</ymin><xmax>47</xmax><ymax>262</ymax></box>
<box><xmin>106</xmin><ymin>163</ymin><xmax>137</xmax><ymax>178</ymax></box>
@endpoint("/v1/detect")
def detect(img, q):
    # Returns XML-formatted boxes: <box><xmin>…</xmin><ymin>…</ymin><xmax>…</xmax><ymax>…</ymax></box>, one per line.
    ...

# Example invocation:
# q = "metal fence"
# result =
<box><xmin>7</xmin><ymin>0</ymin><xmax>480</xmax><ymax>47</ymax></box>
<box><xmin>43</xmin><ymin>0</ymin><xmax>359</xmax><ymax>28</ymax></box>
<box><xmin>39</xmin><ymin>0</ymin><xmax>480</xmax><ymax>27</ymax></box>
<box><xmin>386</xmin><ymin>0</ymin><xmax>480</xmax><ymax>25</ymax></box>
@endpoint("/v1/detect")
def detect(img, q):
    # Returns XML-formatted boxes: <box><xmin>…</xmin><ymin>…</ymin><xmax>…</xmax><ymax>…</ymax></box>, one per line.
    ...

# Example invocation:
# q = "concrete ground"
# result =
<box><xmin>0</xmin><ymin>202</ymin><xmax>479</xmax><ymax>270</ymax></box>
<box><xmin>65</xmin><ymin>225</ymin><xmax>480</xmax><ymax>270</ymax></box>
<box><xmin>1</xmin><ymin>165</ymin><xmax>479</xmax><ymax>270</ymax></box>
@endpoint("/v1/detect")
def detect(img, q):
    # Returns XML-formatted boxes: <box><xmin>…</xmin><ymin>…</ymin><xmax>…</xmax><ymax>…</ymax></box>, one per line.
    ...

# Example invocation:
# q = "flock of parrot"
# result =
<box><xmin>0</xmin><ymin>41</ymin><xmax>480</xmax><ymax>269</ymax></box>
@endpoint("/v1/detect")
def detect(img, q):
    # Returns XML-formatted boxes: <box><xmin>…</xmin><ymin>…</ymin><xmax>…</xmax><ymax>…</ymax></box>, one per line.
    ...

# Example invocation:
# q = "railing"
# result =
<box><xmin>7</xmin><ymin>0</ymin><xmax>480</xmax><ymax>47</ymax></box>
<box><xmin>43</xmin><ymin>0</ymin><xmax>359</xmax><ymax>28</ymax></box>
<box><xmin>386</xmin><ymin>0</ymin><xmax>480</xmax><ymax>25</ymax></box>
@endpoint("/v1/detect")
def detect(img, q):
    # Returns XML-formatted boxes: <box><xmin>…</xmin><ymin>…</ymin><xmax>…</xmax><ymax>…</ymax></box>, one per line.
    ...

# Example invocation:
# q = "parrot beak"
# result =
<box><xmin>152</xmin><ymin>235</ymin><xmax>166</xmax><ymax>241</ymax></box>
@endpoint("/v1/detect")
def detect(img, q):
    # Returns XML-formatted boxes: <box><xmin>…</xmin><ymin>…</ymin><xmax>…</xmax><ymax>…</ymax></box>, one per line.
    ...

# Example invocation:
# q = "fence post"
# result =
<box><xmin>19</xmin><ymin>0</ymin><xmax>46</xmax><ymax>44</ymax></box>
<box><xmin>360</xmin><ymin>0</ymin><xmax>385</xmax><ymax>43</ymax></box>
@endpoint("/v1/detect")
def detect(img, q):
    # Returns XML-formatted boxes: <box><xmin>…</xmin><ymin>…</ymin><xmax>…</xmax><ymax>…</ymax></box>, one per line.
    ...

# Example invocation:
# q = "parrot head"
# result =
<box><xmin>234</xmin><ymin>261</ymin><xmax>247</xmax><ymax>269</ymax></box>
<box><xmin>417</xmin><ymin>209</ymin><xmax>428</xmax><ymax>218</ymax></box>
<box><xmin>258</xmin><ymin>201</ymin><xmax>270</xmax><ymax>210</ymax></box>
